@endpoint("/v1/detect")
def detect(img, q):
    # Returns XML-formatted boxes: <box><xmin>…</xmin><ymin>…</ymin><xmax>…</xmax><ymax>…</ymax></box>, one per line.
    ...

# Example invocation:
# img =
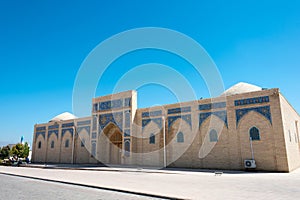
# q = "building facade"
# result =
<box><xmin>32</xmin><ymin>83</ymin><xmax>300</xmax><ymax>172</ymax></box>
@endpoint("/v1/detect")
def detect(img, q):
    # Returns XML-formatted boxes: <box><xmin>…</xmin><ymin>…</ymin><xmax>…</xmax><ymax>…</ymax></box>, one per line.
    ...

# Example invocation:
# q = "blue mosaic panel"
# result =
<box><xmin>142</xmin><ymin>118</ymin><xmax>162</xmax><ymax>129</ymax></box>
<box><xmin>36</xmin><ymin>126</ymin><xmax>46</xmax><ymax>131</ymax></box>
<box><xmin>92</xmin><ymin>132</ymin><xmax>97</xmax><ymax>139</ymax></box>
<box><xmin>62</xmin><ymin>122</ymin><xmax>74</xmax><ymax>128</ymax></box>
<box><xmin>99</xmin><ymin>112</ymin><xmax>123</xmax><ymax>131</ymax></box>
<box><xmin>125</xmin><ymin>111</ymin><xmax>131</xmax><ymax>128</ymax></box>
<box><xmin>142</xmin><ymin>110</ymin><xmax>162</xmax><ymax>118</ymax></box>
<box><xmin>91</xmin><ymin>141</ymin><xmax>96</xmax><ymax>157</ymax></box>
<box><xmin>199</xmin><ymin>111</ymin><xmax>228</xmax><ymax>127</ymax></box>
<box><xmin>48</xmin><ymin>124</ymin><xmax>59</xmax><ymax>129</ymax></box>
<box><xmin>168</xmin><ymin>106</ymin><xmax>191</xmax><ymax>115</ymax></box>
<box><xmin>77</xmin><ymin>120</ymin><xmax>91</xmax><ymax>126</ymax></box>
<box><xmin>99</xmin><ymin>99</ymin><xmax>123</xmax><ymax>111</ymax></box>
<box><xmin>35</xmin><ymin>131</ymin><xmax>45</xmax><ymax>140</ymax></box>
<box><xmin>77</xmin><ymin>126</ymin><xmax>90</xmax><ymax>135</ymax></box>
<box><xmin>48</xmin><ymin>130</ymin><xmax>58</xmax><ymax>139</ymax></box>
<box><xmin>235</xmin><ymin>96</ymin><xmax>269</xmax><ymax>106</ymax></box>
<box><xmin>124</xmin><ymin>129</ymin><xmax>130</xmax><ymax>137</ymax></box>
<box><xmin>168</xmin><ymin>114</ymin><xmax>192</xmax><ymax>130</ymax></box>
<box><xmin>199</xmin><ymin>102</ymin><xmax>226</xmax><ymax>110</ymax></box>
<box><xmin>62</xmin><ymin>128</ymin><xmax>74</xmax><ymax>137</ymax></box>
<box><xmin>93</xmin><ymin>103</ymin><xmax>98</xmax><ymax>112</ymax></box>
<box><xmin>236</xmin><ymin>105</ymin><xmax>272</xmax><ymax>126</ymax></box>
<box><xmin>124</xmin><ymin>98</ymin><xmax>131</xmax><ymax>107</ymax></box>
<box><xmin>124</xmin><ymin>138</ymin><xmax>130</xmax><ymax>157</ymax></box>
<box><xmin>92</xmin><ymin>115</ymin><xmax>97</xmax><ymax>131</ymax></box>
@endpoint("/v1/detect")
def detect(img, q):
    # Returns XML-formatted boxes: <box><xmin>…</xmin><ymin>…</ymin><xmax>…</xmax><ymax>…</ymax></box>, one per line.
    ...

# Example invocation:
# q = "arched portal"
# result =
<box><xmin>103</xmin><ymin>123</ymin><xmax>123</xmax><ymax>165</ymax></box>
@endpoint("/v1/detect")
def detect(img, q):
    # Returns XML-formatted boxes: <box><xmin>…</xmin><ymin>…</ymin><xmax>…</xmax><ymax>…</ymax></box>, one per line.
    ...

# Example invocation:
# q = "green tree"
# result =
<box><xmin>0</xmin><ymin>145</ymin><xmax>11</xmax><ymax>159</ymax></box>
<box><xmin>10</xmin><ymin>142</ymin><xmax>30</xmax><ymax>159</ymax></box>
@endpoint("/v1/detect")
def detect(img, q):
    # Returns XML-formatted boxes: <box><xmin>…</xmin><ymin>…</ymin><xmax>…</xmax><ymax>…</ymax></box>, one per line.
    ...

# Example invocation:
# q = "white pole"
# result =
<box><xmin>162</xmin><ymin>116</ymin><xmax>166</xmax><ymax>168</ymax></box>
<box><xmin>71</xmin><ymin>125</ymin><xmax>75</xmax><ymax>164</ymax></box>
<box><xmin>250</xmin><ymin>137</ymin><xmax>254</xmax><ymax>160</ymax></box>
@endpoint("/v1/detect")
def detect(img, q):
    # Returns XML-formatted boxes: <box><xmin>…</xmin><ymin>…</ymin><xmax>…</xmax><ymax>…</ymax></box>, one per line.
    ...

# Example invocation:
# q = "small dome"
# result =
<box><xmin>221</xmin><ymin>82</ymin><xmax>262</xmax><ymax>96</ymax></box>
<box><xmin>49</xmin><ymin>112</ymin><xmax>77</xmax><ymax>122</ymax></box>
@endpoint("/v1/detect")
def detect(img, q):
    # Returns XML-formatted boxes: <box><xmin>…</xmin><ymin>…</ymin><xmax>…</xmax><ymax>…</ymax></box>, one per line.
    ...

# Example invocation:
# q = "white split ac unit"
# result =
<box><xmin>244</xmin><ymin>159</ymin><xmax>256</xmax><ymax>169</ymax></box>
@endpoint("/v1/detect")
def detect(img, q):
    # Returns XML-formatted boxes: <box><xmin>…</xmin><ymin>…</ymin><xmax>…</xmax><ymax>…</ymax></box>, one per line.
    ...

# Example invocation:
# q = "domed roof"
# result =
<box><xmin>49</xmin><ymin>112</ymin><xmax>77</xmax><ymax>122</ymax></box>
<box><xmin>221</xmin><ymin>82</ymin><xmax>262</xmax><ymax>96</ymax></box>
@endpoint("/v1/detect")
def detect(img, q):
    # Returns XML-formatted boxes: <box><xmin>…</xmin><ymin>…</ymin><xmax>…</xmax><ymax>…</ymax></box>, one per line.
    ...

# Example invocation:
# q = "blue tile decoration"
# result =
<box><xmin>35</xmin><ymin>131</ymin><xmax>45</xmax><ymax>140</ymax></box>
<box><xmin>124</xmin><ymin>129</ymin><xmax>130</xmax><ymax>137</ymax></box>
<box><xmin>236</xmin><ymin>105</ymin><xmax>272</xmax><ymax>126</ymax></box>
<box><xmin>92</xmin><ymin>132</ymin><xmax>97</xmax><ymax>139</ymax></box>
<box><xmin>77</xmin><ymin>120</ymin><xmax>91</xmax><ymax>126</ymax></box>
<box><xmin>62</xmin><ymin>122</ymin><xmax>74</xmax><ymax>128</ymax></box>
<box><xmin>48</xmin><ymin>130</ymin><xmax>58</xmax><ymax>139</ymax></box>
<box><xmin>235</xmin><ymin>96</ymin><xmax>269</xmax><ymax>106</ymax></box>
<box><xmin>199</xmin><ymin>111</ymin><xmax>228</xmax><ymax>127</ymax></box>
<box><xmin>142</xmin><ymin>110</ymin><xmax>162</xmax><ymax>118</ymax></box>
<box><xmin>99</xmin><ymin>112</ymin><xmax>123</xmax><ymax>131</ymax></box>
<box><xmin>168</xmin><ymin>114</ymin><xmax>192</xmax><ymax>130</ymax></box>
<box><xmin>93</xmin><ymin>103</ymin><xmax>98</xmax><ymax>112</ymax></box>
<box><xmin>92</xmin><ymin>115</ymin><xmax>97</xmax><ymax>131</ymax></box>
<box><xmin>62</xmin><ymin>128</ymin><xmax>74</xmax><ymax>137</ymax></box>
<box><xmin>48</xmin><ymin>124</ymin><xmax>59</xmax><ymax>129</ymax></box>
<box><xmin>91</xmin><ymin>141</ymin><xmax>96</xmax><ymax>157</ymax></box>
<box><xmin>125</xmin><ymin>111</ymin><xmax>130</xmax><ymax>128</ymax></box>
<box><xmin>124</xmin><ymin>97</ymin><xmax>131</xmax><ymax>107</ymax></box>
<box><xmin>199</xmin><ymin>102</ymin><xmax>226</xmax><ymax>110</ymax></box>
<box><xmin>99</xmin><ymin>99</ymin><xmax>123</xmax><ymax>111</ymax></box>
<box><xmin>77</xmin><ymin>126</ymin><xmax>90</xmax><ymax>135</ymax></box>
<box><xmin>168</xmin><ymin>106</ymin><xmax>191</xmax><ymax>115</ymax></box>
<box><xmin>124</xmin><ymin>138</ymin><xmax>130</xmax><ymax>157</ymax></box>
<box><xmin>36</xmin><ymin>126</ymin><xmax>46</xmax><ymax>131</ymax></box>
<box><xmin>142</xmin><ymin>118</ymin><xmax>162</xmax><ymax>129</ymax></box>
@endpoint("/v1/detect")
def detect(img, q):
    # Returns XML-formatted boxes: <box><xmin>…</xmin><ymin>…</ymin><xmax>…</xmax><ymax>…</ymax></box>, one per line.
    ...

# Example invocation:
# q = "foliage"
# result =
<box><xmin>10</xmin><ymin>142</ymin><xmax>30</xmax><ymax>159</ymax></box>
<box><xmin>0</xmin><ymin>145</ymin><xmax>10</xmax><ymax>159</ymax></box>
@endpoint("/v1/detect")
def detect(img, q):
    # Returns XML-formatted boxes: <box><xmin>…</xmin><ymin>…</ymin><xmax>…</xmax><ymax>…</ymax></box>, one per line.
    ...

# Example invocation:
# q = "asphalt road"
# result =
<box><xmin>0</xmin><ymin>174</ymin><xmax>163</xmax><ymax>200</ymax></box>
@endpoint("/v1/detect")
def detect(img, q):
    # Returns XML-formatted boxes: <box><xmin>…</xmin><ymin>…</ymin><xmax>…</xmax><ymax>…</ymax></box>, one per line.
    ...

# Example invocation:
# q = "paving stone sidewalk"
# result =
<box><xmin>1</xmin><ymin>165</ymin><xmax>300</xmax><ymax>200</ymax></box>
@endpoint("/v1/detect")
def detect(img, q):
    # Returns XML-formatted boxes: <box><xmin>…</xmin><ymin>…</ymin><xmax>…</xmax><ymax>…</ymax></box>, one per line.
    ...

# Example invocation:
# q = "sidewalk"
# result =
<box><xmin>1</xmin><ymin>165</ymin><xmax>300</xmax><ymax>200</ymax></box>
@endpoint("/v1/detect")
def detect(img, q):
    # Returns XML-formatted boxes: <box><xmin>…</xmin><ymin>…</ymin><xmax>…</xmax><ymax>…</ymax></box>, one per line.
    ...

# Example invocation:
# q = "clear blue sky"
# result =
<box><xmin>0</xmin><ymin>1</ymin><xmax>300</xmax><ymax>146</ymax></box>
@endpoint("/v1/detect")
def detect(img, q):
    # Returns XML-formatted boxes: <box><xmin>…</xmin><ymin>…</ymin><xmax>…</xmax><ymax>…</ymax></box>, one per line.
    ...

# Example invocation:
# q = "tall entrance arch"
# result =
<box><xmin>109</xmin><ymin>131</ymin><xmax>122</xmax><ymax>164</ymax></box>
<box><xmin>103</xmin><ymin>123</ymin><xmax>123</xmax><ymax>165</ymax></box>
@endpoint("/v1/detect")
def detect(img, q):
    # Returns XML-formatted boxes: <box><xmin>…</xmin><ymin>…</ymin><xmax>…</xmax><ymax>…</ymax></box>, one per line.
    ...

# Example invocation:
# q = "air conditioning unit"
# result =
<box><xmin>244</xmin><ymin>159</ymin><xmax>256</xmax><ymax>169</ymax></box>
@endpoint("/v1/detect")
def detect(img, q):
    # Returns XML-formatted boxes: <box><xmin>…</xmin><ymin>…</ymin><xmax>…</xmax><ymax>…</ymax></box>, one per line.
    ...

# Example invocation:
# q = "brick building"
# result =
<box><xmin>32</xmin><ymin>82</ymin><xmax>300</xmax><ymax>172</ymax></box>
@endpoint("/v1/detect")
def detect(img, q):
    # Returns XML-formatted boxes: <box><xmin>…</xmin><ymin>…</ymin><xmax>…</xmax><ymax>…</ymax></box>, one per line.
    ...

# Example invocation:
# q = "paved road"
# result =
<box><xmin>0</xmin><ymin>174</ymin><xmax>162</xmax><ymax>200</ymax></box>
<box><xmin>1</xmin><ymin>166</ymin><xmax>300</xmax><ymax>199</ymax></box>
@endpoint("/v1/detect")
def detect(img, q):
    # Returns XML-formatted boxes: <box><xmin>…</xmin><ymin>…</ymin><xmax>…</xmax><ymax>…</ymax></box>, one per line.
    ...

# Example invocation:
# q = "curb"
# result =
<box><xmin>0</xmin><ymin>172</ymin><xmax>186</xmax><ymax>200</ymax></box>
<box><xmin>21</xmin><ymin>164</ymin><xmax>181</xmax><ymax>174</ymax></box>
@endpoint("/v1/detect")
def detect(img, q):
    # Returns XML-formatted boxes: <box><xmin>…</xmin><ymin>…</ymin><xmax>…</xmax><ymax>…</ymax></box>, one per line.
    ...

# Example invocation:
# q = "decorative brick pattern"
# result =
<box><xmin>48</xmin><ymin>130</ymin><xmax>58</xmax><ymax>139</ymax></box>
<box><xmin>36</xmin><ymin>126</ymin><xmax>46</xmax><ymax>131</ymax></box>
<box><xmin>124</xmin><ymin>129</ymin><xmax>130</xmax><ymax>137</ymax></box>
<box><xmin>168</xmin><ymin>106</ymin><xmax>191</xmax><ymax>114</ymax></box>
<box><xmin>199</xmin><ymin>102</ymin><xmax>226</xmax><ymax>110</ymax></box>
<box><xmin>62</xmin><ymin>128</ymin><xmax>74</xmax><ymax>137</ymax></box>
<box><xmin>235</xmin><ymin>96</ymin><xmax>269</xmax><ymax>106</ymax></box>
<box><xmin>125</xmin><ymin>111</ymin><xmax>130</xmax><ymax>128</ymax></box>
<box><xmin>48</xmin><ymin>124</ymin><xmax>59</xmax><ymax>129</ymax></box>
<box><xmin>142</xmin><ymin>110</ymin><xmax>162</xmax><ymax>118</ymax></box>
<box><xmin>99</xmin><ymin>112</ymin><xmax>123</xmax><ymax>130</ymax></box>
<box><xmin>77</xmin><ymin>126</ymin><xmax>90</xmax><ymax>135</ymax></box>
<box><xmin>77</xmin><ymin>120</ymin><xmax>91</xmax><ymax>126</ymax></box>
<box><xmin>199</xmin><ymin>111</ymin><xmax>228</xmax><ymax>127</ymax></box>
<box><xmin>62</xmin><ymin>123</ymin><xmax>74</xmax><ymax>128</ymax></box>
<box><xmin>236</xmin><ymin>105</ymin><xmax>272</xmax><ymax>126</ymax></box>
<box><xmin>168</xmin><ymin>114</ymin><xmax>192</xmax><ymax>129</ymax></box>
<box><xmin>142</xmin><ymin>118</ymin><xmax>162</xmax><ymax>129</ymax></box>
<box><xmin>35</xmin><ymin>131</ymin><xmax>45</xmax><ymax>140</ymax></box>
<box><xmin>124</xmin><ymin>97</ymin><xmax>131</xmax><ymax>107</ymax></box>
